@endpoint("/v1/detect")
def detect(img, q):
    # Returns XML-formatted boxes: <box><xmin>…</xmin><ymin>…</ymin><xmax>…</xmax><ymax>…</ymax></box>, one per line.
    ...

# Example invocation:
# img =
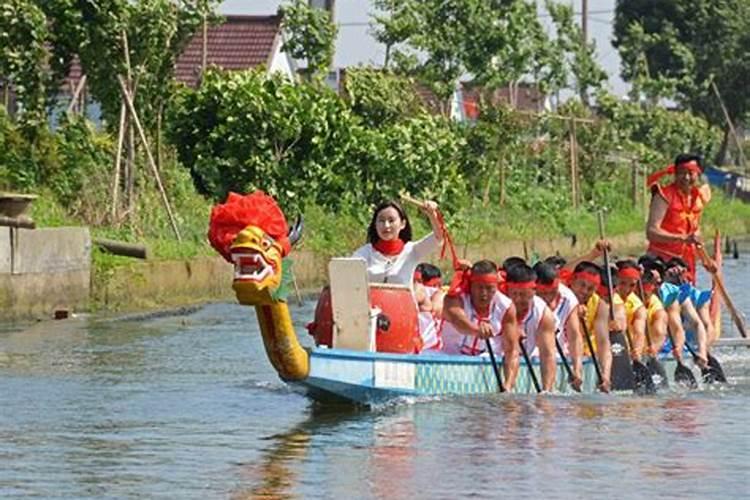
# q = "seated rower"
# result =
<box><xmin>414</xmin><ymin>263</ymin><xmax>446</xmax><ymax>353</ymax></box>
<box><xmin>534</xmin><ymin>261</ymin><xmax>583</xmax><ymax>390</ymax></box>
<box><xmin>353</xmin><ymin>200</ymin><xmax>443</xmax><ymax>285</ymax></box>
<box><xmin>614</xmin><ymin>260</ymin><xmax>648</xmax><ymax>363</ymax></box>
<box><xmin>663</xmin><ymin>258</ymin><xmax>710</xmax><ymax>368</ymax></box>
<box><xmin>505</xmin><ymin>263</ymin><xmax>558</xmax><ymax>392</ymax></box>
<box><xmin>441</xmin><ymin>260</ymin><xmax>520</xmax><ymax>391</ymax></box>
<box><xmin>593</xmin><ymin>266</ymin><xmax>628</xmax><ymax>391</ymax></box>
<box><xmin>636</xmin><ymin>265</ymin><xmax>669</xmax><ymax>358</ymax></box>
<box><xmin>567</xmin><ymin>261</ymin><xmax>612</xmax><ymax>392</ymax></box>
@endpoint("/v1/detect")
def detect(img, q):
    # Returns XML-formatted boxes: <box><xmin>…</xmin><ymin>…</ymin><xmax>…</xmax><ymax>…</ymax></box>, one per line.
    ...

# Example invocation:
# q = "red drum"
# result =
<box><xmin>307</xmin><ymin>285</ymin><xmax>420</xmax><ymax>353</ymax></box>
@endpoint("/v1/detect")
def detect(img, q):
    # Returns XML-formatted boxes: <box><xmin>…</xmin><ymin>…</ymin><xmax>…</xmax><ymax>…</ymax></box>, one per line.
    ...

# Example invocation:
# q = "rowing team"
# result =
<box><xmin>352</xmin><ymin>199</ymin><xmax>720</xmax><ymax>393</ymax></box>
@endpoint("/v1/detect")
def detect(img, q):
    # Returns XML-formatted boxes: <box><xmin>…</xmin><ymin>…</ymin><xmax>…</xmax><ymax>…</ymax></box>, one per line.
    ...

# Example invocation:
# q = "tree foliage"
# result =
<box><xmin>613</xmin><ymin>0</ymin><xmax>750</xmax><ymax>128</ymax></box>
<box><xmin>279</xmin><ymin>0</ymin><xmax>337</xmax><ymax>81</ymax></box>
<box><xmin>0</xmin><ymin>0</ymin><xmax>50</xmax><ymax>125</ymax></box>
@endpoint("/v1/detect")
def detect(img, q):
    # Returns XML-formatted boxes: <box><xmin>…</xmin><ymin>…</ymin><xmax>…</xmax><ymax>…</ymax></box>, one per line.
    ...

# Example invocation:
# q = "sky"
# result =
<box><xmin>219</xmin><ymin>0</ymin><xmax>628</xmax><ymax>95</ymax></box>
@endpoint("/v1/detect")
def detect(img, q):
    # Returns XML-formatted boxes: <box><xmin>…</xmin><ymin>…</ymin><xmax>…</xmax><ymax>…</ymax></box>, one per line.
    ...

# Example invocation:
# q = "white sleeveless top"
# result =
<box><xmin>551</xmin><ymin>284</ymin><xmax>579</xmax><ymax>344</ymax></box>
<box><xmin>418</xmin><ymin>286</ymin><xmax>443</xmax><ymax>352</ymax></box>
<box><xmin>519</xmin><ymin>295</ymin><xmax>549</xmax><ymax>355</ymax></box>
<box><xmin>440</xmin><ymin>290</ymin><xmax>512</xmax><ymax>356</ymax></box>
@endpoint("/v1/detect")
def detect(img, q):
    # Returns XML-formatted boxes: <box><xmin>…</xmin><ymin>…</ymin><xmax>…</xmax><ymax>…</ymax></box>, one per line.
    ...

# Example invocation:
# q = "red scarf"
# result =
<box><xmin>373</xmin><ymin>238</ymin><xmax>405</xmax><ymax>256</ymax></box>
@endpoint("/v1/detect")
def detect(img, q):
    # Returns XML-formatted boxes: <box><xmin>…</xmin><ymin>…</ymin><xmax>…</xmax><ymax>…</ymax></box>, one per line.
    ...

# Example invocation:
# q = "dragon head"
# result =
<box><xmin>208</xmin><ymin>191</ymin><xmax>302</xmax><ymax>305</ymax></box>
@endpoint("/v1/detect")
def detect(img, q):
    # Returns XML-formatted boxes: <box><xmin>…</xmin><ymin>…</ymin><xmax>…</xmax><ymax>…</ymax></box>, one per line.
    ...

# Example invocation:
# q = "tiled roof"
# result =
<box><xmin>175</xmin><ymin>15</ymin><xmax>283</xmax><ymax>87</ymax></box>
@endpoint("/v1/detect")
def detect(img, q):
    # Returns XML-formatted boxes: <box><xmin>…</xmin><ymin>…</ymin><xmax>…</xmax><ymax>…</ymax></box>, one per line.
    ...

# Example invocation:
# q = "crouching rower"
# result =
<box><xmin>534</xmin><ymin>261</ymin><xmax>583</xmax><ymax>390</ymax></box>
<box><xmin>441</xmin><ymin>260</ymin><xmax>520</xmax><ymax>390</ymax></box>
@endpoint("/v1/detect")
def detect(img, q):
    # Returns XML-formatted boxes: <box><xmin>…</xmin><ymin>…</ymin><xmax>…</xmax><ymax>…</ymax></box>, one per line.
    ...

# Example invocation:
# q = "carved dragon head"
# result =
<box><xmin>208</xmin><ymin>191</ymin><xmax>302</xmax><ymax>305</ymax></box>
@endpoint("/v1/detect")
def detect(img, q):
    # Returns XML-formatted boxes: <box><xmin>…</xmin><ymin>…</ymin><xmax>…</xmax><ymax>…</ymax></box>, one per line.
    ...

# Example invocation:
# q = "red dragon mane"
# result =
<box><xmin>208</xmin><ymin>191</ymin><xmax>291</xmax><ymax>262</ymax></box>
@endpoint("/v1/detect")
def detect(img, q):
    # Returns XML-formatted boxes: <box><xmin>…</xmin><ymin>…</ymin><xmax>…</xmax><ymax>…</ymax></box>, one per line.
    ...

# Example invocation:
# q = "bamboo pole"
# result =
<box><xmin>569</xmin><ymin>119</ymin><xmax>578</xmax><ymax>209</ymax></box>
<box><xmin>111</xmin><ymin>103</ymin><xmax>127</xmax><ymax>222</ymax></box>
<box><xmin>118</xmin><ymin>76</ymin><xmax>182</xmax><ymax>241</ymax></box>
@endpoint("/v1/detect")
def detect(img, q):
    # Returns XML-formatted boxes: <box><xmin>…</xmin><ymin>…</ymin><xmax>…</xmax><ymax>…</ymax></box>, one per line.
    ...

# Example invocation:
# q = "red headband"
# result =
<box><xmin>506</xmin><ymin>280</ymin><xmax>536</xmax><ymax>289</ymax></box>
<box><xmin>573</xmin><ymin>271</ymin><xmax>601</xmax><ymax>286</ymax></box>
<box><xmin>617</xmin><ymin>267</ymin><xmax>641</xmax><ymax>280</ymax></box>
<box><xmin>413</xmin><ymin>271</ymin><xmax>422</xmax><ymax>282</ymax></box>
<box><xmin>535</xmin><ymin>279</ymin><xmax>559</xmax><ymax>292</ymax></box>
<box><xmin>423</xmin><ymin>277</ymin><xmax>442</xmax><ymax>287</ymax></box>
<box><xmin>642</xmin><ymin>282</ymin><xmax>657</xmax><ymax>294</ymax></box>
<box><xmin>647</xmin><ymin>161</ymin><xmax>701</xmax><ymax>187</ymax></box>
<box><xmin>469</xmin><ymin>273</ymin><xmax>499</xmax><ymax>284</ymax></box>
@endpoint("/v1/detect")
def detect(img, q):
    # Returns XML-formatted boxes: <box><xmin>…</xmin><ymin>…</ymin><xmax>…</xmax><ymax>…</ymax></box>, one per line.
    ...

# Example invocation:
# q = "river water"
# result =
<box><xmin>1</xmin><ymin>256</ymin><xmax>749</xmax><ymax>498</ymax></box>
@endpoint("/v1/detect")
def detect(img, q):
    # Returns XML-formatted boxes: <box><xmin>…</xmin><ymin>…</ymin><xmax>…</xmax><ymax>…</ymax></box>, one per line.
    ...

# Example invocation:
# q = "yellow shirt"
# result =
<box><xmin>584</xmin><ymin>292</ymin><xmax>624</xmax><ymax>355</ymax></box>
<box><xmin>624</xmin><ymin>292</ymin><xmax>644</xmax><ymax>338</ymax></box>
<box><xmin>646</xmin><ymin>294</ymin><xmax>664</xmax><ymax>328</ymax></box>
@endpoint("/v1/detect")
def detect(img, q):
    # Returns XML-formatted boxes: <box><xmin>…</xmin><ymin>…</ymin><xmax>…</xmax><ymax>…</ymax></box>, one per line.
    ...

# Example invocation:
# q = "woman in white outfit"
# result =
<box><xmin>352</xmin><ymin>200</ymin><xmax>443</xmax><ymax>285</ymax></box>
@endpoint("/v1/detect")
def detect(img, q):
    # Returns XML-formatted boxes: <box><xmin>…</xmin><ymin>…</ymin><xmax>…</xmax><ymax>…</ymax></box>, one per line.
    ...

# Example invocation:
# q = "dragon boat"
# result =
<box><xmin>208</xmin><ymin>191</ymin><xmax>718</xmax><ymax>406</ymax></box>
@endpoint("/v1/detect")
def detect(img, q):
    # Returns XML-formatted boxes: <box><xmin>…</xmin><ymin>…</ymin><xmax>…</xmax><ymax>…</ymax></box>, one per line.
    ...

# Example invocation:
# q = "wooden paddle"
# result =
<box><xmin>554</xmin><ymin>331</ymin><xmax>582</xmax><ymax>392</ymax></box>
<box><xmin>485</xmin><ymin>339</ymin><xmax>505</xmax><ymax>393</ymax></box>
<box><xmin>580</xmin><ymin>320</ymin><xmax>607</xmax><ymax>392</ymax></box>
<box><xmin>683</xmin><ymin>338</ymin><xmax>727</xmax><ymax>383</ymax></box>
<box><xmin>637</xmin><ymin>279</ymin><xmax>669</xmax><ymax>388</ymax></box>
<box><xmin>696</xmin><ymin>245</ymin><xmax>747</xmax><ymax>339</ymax></box>
<box><xmin>597</xmin><ymin>212</ymin><xmax>643</xmax><ymax>393</ymax></box>
<box><xmin>519</xmin><ymin>338</ymin><xmax>541</xmax><ymax>393</ymax></box>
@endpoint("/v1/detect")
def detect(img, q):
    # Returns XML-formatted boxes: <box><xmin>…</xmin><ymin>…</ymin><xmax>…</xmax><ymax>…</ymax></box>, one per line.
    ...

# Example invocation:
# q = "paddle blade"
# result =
<box><xmin>707</xmin><ymin>353</ymin><xmax>727</xmax><ymax>383</ymax></box>
<box><xmin>646</xmin><ymin>356</ymin><xmax>669</xmax><ymax>389</ymax></box>
<box><xmin>610</xmin><ymin>331</ymin><xmax>635</xmax><ymax>391</ymax></box>
<box><xmin>674</xmin><ymin>361</ymin><xmax>698</xmax><ymax>389</ymax></box>
<box><xmin>633</xmin><ymin>359</ymin><xmax>657</xmax><ymax>395</ymax></box>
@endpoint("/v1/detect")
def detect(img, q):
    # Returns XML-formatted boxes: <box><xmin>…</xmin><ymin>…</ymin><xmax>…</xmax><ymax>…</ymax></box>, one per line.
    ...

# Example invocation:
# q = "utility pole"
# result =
<box><xmin>581</xmin><ymin>0</ymin><xmax>588</xmax><ymax>43</ymax></box>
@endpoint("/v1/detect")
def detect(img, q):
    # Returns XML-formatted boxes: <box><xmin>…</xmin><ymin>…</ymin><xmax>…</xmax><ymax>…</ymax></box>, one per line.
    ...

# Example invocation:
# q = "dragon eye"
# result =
<box><xmin>261</xmin><ymin>238</ymin><xmax>272</xmax><ymax>250</ymax></box>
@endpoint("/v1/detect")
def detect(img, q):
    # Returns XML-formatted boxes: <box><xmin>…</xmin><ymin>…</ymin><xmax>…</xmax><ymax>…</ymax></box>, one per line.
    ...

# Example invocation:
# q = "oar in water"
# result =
<box><xmin>596</xmin><ymin>212</ymin><xmax>647</xmax><ymax>393</ymax></box>
<box><xmin>554</xmin><ymin>332</ymin><xmax>582</xmax><ymax>392</ymax></box>
<box><xmin>580</xmin><ymin>320</ymin><xmax>607</xmax><ymax>392</ymax></box>
<box><xmin>519</xmin><ymin>338</ymin><xmax>541</xmax><ymax>393</ymax></box>
<box><xmin>485</xmin><ymin>339</ymin><xmax>505</xmax><ymax>393</ymax></box>
<box><xmin>666</xmin><ymin>328</ymin><xmax>698</xmax><ymax>388</ymax></box>
<box><xmin>637</xmin><ymin>280</ymin><xmax>669</xmax><ymax>389</ymax></box>
<box><xmin>683</xmin><ymin>339</ymin><xmax>727</xmax><ymax>383</ymax></box>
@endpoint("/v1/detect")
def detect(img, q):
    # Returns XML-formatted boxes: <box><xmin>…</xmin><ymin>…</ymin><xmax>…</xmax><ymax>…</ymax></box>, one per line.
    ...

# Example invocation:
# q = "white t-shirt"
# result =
<box><xmin>352</xmin><ymin>233</ymin><xmax>438</xmax><ymax>286</ymax></box>
<box><xmin>552</xmin><ymin>283</ymin><xmax>579</xmax><ymax>345</ymax></box>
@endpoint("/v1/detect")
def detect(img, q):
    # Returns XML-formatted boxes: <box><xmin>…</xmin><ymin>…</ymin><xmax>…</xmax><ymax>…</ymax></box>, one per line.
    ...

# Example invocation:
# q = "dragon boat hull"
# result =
<box><xmin>292</xmin><ymin>348</ymin><xmax>681</xmax><ymax>405</ymax></box>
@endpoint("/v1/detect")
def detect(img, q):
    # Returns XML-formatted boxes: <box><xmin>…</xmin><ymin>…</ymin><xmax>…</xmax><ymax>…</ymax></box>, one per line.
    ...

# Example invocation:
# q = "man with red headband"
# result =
<box><xmin>505</xmin><ymin>263</ymin><xmax>558</xmax><ymax>392</ymax></box>
<box><xmin>566</xmin><ymin>261</ymin><xmax>623</xmax><ymax>392</ymax></box>
<box><xmin>441</xmin><ymin>260</ymin><xmax>520</xmax><ymax>391</ymax></box>
<box><xmin>614</xmin><ymin>260</ymin><xmax>648</xmax><ymax>363</ymax></box>
<box><xmin>646</xmin><ymin>153</ymin><xmax>712</xmax><ymax>282</ymax></box>
<box><xmin>534</xmin><ymin>261</ymin><xmax>583</xmax><ymax>391</ymax></box>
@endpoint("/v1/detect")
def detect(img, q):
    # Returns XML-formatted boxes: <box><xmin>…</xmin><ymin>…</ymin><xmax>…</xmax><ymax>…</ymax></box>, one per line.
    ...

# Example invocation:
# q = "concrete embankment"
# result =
<box><xmin>1</xmin><ymin>227</ymin><xmax>648</xmax><ymax>319</ymax></box>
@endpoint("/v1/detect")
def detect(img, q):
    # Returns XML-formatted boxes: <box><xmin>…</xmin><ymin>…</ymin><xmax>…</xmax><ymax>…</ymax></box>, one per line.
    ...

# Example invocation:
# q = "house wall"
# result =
<box><xmin>268</xmin><ymin>39</ymin><xmax>295</xmax><ymax>80</ymax></box>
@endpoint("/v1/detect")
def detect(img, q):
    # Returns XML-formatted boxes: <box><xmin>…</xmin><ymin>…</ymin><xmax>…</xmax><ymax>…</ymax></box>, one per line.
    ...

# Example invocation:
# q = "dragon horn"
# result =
<box><xmin>288</xmin><ymin>215</ymin><xmax>304</xmax><ymax>247</ymax></box>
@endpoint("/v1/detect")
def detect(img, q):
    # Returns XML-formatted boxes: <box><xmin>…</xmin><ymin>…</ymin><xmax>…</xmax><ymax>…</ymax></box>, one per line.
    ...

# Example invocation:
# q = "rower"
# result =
<box><xmin>614</xmin><ymin>259</ymin><xmax>648</xmax><ymax>363</ymax></box>
<box><xmin>414</xmin><ymin>263</ymin><xmax>445</xmax><ymax>353</ymax></box>
<box><xmin>635</xmin><ymin>264</ymin><xmax>669</xmax><ymax>359</ymax></box>
<box><xmin>534</xmin><ymin>261</ymin><xmax>583</xmax><ymax>391</ymax></box>
<box><xmin>646</xmin><ymin>153</ymin><xmax>713</xmax><ymax>283</ymax></box>
<box><xmin>567</xmin><ymin>261</ymin><xmax>613</xmax><ymax>392</ymax></box>
<box><xmin>441</xmin><ymin>260</ymin><xmax>520</xmax><ymax>391</ymax></box>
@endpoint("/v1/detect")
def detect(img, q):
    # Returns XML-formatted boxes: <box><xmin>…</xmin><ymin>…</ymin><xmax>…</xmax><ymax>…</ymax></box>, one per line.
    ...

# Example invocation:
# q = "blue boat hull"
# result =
<box><xmin>292</xmin><ymin>348</ymin><xmax>681</xmax><ymax>405</ymax></box>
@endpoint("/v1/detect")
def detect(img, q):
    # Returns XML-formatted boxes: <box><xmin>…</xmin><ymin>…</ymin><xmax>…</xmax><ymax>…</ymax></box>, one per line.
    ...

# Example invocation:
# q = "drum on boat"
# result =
<box><xmin>307</xmin><ymin>284</ymin><xmax>420</xmax><ymax>354</ymax></box>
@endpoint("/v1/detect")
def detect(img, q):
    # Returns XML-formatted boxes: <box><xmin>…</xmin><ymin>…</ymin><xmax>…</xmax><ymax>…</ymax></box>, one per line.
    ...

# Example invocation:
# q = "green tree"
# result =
<box><xmin>613</xmin><ymin>0</ymin><xmax>750</xmax><ymax>162</ymax></box>
<box><xmin>0</xmin><ymin>0</ymin><xmax>50</xmax><ymax>126</ymax></box>
<box><xmin>279</xmin><ymin>0</ymin><xmax>337</xmax><ymax>82</ymax></box>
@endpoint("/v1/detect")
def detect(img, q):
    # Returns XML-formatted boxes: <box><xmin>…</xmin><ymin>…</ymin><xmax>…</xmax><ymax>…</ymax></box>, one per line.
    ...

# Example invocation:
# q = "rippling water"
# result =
<box><xmin>1</xmin><ymin>254</ymin><xmax>749</xmax><ymax>498</ymax></box>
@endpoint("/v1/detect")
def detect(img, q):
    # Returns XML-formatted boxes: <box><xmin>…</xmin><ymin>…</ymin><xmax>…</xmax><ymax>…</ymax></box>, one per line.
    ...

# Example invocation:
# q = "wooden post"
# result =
<box><xmin>631</xmin><ymin>159</ymin><xmax>638</xmax><ymax>208</ymax></box>
<box><xmin>642</xmin><ymin>164</ymin><xmax>648</xmax><ymax>222</ymax></box>
<box><xmin>569</xmin><ymin>119</ymin><xmax>578</xmax><ymax>209</ymax></box>
<box><xmin>121</xmin><ymin>30</ymin><xmax>136</xmax><ymax>214</ymax></box>
<box><xmin>66</xmin><ymin>74</ymin><xmax>87</xmax><ymax>115</ymax></box>
<box><xmin>111</xmin><ymin>103</ymin><xmax>127</xmax><ymax>222</ymax></box>
<box><xmin>118</xmin><ymin>76</ymin><xmax>182</xmax><ymax>241</ymax></box>
<box><xmin>711</xmin><ymin>81</ymin><xmax>747</xmax><ymax>172</ymax></box>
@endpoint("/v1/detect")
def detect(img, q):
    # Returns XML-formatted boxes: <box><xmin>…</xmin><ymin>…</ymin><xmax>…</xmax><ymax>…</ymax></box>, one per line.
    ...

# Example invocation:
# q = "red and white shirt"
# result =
<box><xmin>519</xmin><ymin>295</ymin><xmax>549</xmax><ymax>356</ymax></box>
<box><xmin>551</xmin><ymin>283</ymin><xmax>579</xmax><ymax>346</ymax></box>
